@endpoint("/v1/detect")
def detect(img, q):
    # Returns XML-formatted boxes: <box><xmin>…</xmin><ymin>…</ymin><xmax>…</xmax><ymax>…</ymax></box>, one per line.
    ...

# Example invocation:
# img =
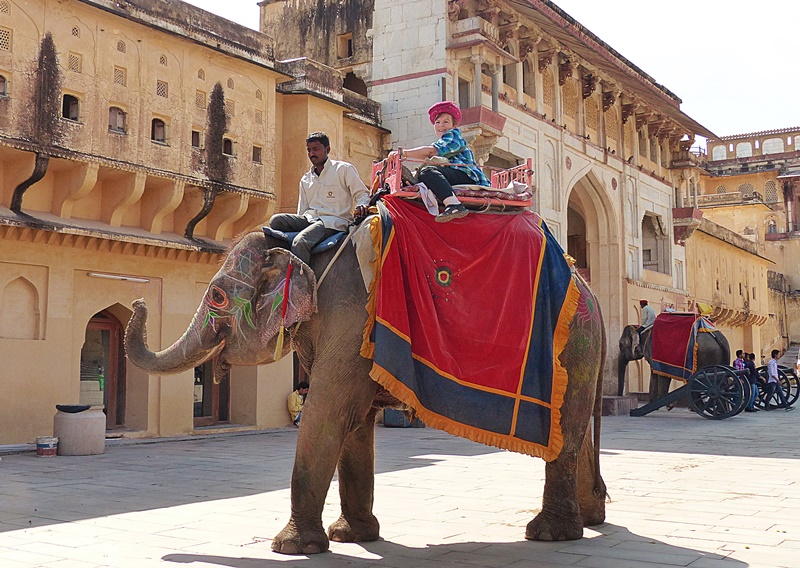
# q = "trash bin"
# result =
<box><xmin>383</xmin><ymin>408</ymin><xmax>425</xmax><ymax>428</ymax></box>
<box><xmin>53</xmin><ymin>405</ymin><xmax>106</xmax><ymax>456</ymax></box>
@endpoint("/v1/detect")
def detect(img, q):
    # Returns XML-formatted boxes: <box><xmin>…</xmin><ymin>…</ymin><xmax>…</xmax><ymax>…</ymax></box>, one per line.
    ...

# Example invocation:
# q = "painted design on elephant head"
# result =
<box><xmin>201</xmin><ymin>280</ymin><xmax>257</xmax><ymax>338</ymax></box>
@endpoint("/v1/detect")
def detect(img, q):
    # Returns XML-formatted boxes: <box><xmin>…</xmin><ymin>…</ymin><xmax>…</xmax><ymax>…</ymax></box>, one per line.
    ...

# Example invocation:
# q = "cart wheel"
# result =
<box><xmin>688</xmin><ymin>365</ymin><xmax>746</xmax><ymax>420</ymax></box>
<box><xmin>756</xmin><ymin>368</ymin><xmax>795</xmax><ymax>409</ymax></box>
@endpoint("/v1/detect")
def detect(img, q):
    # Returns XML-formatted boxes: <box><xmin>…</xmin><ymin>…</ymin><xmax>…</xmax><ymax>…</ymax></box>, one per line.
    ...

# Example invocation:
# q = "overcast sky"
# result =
<box><xmin>185</xmin><ymin>0</ymin><xmax>800</xmax><ymax>144</ymax></box>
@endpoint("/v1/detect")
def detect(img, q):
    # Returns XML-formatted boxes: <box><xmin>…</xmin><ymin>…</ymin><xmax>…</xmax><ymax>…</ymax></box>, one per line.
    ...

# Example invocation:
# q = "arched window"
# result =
<box><xmin>255</xmin><ymin>89</ymin><xmax>262</xmax><ymax>100</ymax></box>
<box><xmin>151</xmin><ymin>118</ymin><xmax>166</xmax><ymax>143</ymax></box>
<box><xmin>762</xmin><ymin>137</ymin><xmax>785</xmax><ymax>154</ymax></box>
<box><xmin>716</xmin><ymin>185</ymin><xmax>728</xmax><ymax>194</ymax></box>
<box><xmin>0</xmin><ymin>74</ymin><xmax>7</xmax><ymax>96</ymax></box>
<box><xmin>738</xmin><ymin>182</ymin><xmax>755</xmax><ymax>197</ymax></box>
<box><xmin>227</xmin><ymin>78</ymin><xmax>234</xmax><ymax>89</ymax></box>
<box><xmin>735</xmin><ymin>142</ymin><xmax>752</xmax><ymax>158</ymax></box>
<box><xmin>108</xmin><ymin>107</ymin><xmax>126</xmax><ymax>133</ymax></box>
<box><xmin>522</xmin><ymin>59</ymin><xmax>535</xmax><ymax>98</ymax></box>
<box><xmin>71</xmin><ymin>26</ymin><xmax>80</xmax><ymax>38</ymax></box>
<box><xmin>62</xmin><ymin>94</ymin><xmax>79</xmax><ymax>121</ymax></box>
<box><xmin>764</xmin><ymin>180</ymin><xmax>779</xmax><ymax>203</ymax></box>
<box><xmin>159</xmin><ymin>54</ymin><xmax>167</xmax><ymax>66</ymax></box>
<box><xmin>222</xmin><ymin>138</ymin><xmax>233</xmax><ymax>155</ymax></box>
<box><xmin>767</xmin><ymin>220</ymin><xmax>777</xmax><ymax>234</ymax></box>
<box><xmin>711</xmin><ymin>145</ymin><xmax>727</xmax><ymax>161</ymax></box>
<box><xmin>116</xmin><ymin>40</ymin><xmax>126</xmax><ymax>53</ymax></box>
<box><xmin>197</xmin><ymin>68</ymin><xmax>205</xmax><ymax>80</ymax></box>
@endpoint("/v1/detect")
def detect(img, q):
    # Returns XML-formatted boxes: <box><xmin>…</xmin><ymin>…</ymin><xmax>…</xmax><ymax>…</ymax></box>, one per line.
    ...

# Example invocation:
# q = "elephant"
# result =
<box><xmin>617</xmin><ymin>323</ymin><xmax>730</xmax><ymax>400</ymax></box>
<box><xmin>125</xmin><ymin>229</ymin><xmax>608</xmax><ymax>554</ymax></box>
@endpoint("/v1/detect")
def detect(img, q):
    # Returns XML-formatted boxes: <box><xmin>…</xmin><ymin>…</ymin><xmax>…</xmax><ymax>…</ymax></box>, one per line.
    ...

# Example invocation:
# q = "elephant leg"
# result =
<box><xmin>272</xmin><ymin>368</ymin><xmax>378</xmax><ymax>555</ymax></box>
<box><xmin>577</xmin><ymin>424</ymin><xmax>606</xmax><ymax>526</ymax></box>
<box><xmin>526</xmin><ymin>449</ymin><xmax>584</xmax><ymax>541</ymax></box>
<box><xmin>328</xmin><ymin>406</ymin><xmax>381</xmax><ymax>543</ymax></box>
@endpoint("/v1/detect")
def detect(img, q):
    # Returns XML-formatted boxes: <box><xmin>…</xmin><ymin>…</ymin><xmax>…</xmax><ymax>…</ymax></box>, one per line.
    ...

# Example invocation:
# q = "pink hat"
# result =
<box><xmin>428</xmin><ymin>101</ymin><xmax>461</xmax><ymax>125</ymax></box>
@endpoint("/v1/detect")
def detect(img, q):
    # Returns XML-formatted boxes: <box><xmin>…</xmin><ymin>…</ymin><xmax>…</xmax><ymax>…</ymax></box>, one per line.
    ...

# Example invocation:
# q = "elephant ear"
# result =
<box><xmin>256</xmin><ymin>248</ymin><xmax>317</xmax><ymax>331</ymax></box>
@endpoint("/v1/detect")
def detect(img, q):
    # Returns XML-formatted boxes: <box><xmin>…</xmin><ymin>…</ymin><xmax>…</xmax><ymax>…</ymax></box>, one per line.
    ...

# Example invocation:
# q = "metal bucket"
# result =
<box><xmin>36</xmin><ymin>436</ymin><xmax>58</xmax><ymax>457</ymax></box>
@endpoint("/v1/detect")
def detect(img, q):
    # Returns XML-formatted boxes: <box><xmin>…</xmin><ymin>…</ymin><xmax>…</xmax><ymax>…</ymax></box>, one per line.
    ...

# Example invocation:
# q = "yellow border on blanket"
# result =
<box><xmin>360</xmin><ymin>212</ymin><xmax>580</xmax><ymax>462</ymax></box>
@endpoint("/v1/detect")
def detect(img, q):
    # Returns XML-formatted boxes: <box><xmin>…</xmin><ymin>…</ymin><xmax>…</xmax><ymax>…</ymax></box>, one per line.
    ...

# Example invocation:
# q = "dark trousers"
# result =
<box><xmin>763</xmin><ymin>381</ymin><xmax>790</xmax><ymax>408</ymax></box>
<box><xmin>417</xmin><ymin>165</ymin><xmax>475</xmax><ymax>202</ymax></box>
<box><xmin>269</xmin><ymin>214</ymin><xmax>338</xmax><ymax>265</ymax></box>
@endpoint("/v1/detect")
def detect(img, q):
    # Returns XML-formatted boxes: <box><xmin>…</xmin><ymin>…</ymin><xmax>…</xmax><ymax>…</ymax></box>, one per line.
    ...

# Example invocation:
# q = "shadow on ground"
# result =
<box><xmin>161</xmin><ymin>523</ymin><xmax>744</xmax><ymax>568</ymax></box>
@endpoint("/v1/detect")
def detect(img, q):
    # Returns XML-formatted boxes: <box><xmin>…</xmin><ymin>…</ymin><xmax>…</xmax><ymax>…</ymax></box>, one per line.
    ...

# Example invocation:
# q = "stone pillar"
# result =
<box><xmin>472</xmin><ymin>55</ymin><xmax>483</xmax><ymax>108</ymax></box>
<box><xmin>515</xmin><ymin>61</ymin><xmax>524</xmax><ymax>105</ymax></box>
<box><xmin>491</xmin><ymin>65</ymin><xmax>501</xmax><ymax>112</ymax></box>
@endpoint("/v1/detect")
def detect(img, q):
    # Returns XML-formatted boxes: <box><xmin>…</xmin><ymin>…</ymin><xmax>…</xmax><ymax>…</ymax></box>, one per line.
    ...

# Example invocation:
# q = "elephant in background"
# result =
<box><xmin>126</xmin><ymin>230</ymin><xmax>608</xmax><ymax>554</ymax></box>
<box><xmin>617</xmin><ymin>323</ymin><xmax>730</xmax><ymax>400</ymax></box>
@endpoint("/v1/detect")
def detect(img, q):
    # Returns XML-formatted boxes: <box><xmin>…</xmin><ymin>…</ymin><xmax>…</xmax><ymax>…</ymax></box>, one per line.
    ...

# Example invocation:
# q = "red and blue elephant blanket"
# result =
<box><xmin>361</xmin><ymin>196</ymin><xmax>579</xmax><ymax>461</ymax></box>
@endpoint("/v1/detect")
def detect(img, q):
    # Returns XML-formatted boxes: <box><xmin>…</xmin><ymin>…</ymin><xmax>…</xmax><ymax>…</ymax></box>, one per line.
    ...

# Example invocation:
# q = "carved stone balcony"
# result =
<box><xmin>672</xmin><ymin>207</ymin><xmax>703</xmax><ymax>245</ymax></box>
<box><xmin>458</xmin><ymin>106</ymin><xmax>506</xmax><ymax>165</ymax></box>
<box><xmin>449</xmin><ymin>16</ymin><xmax>500</xmax><ymax>47</ymax></box>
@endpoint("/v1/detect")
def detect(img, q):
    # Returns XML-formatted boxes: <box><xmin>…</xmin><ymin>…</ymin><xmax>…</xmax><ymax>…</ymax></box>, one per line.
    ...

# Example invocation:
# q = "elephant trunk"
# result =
<box><xmin>125</xmin><ymin>298</ymin><xmax>223</xmax><ymax>374</ymax></box>
<box><xmin>617</xmin><ymin>354</ymin><xmax>628</xmax><ymax>397</ymax></box>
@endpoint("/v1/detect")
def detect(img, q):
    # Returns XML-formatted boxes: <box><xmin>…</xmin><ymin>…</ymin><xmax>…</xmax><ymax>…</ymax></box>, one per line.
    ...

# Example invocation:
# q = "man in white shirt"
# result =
<box><xmin>765</xmin><ymin>349</ymin><xmax>794</xmax><ymax>411</ymax></box>
<box><xmin>639</xmin><ymin>300</ymin><xmax>656</xmax><ymax>329</ymax></box>
<box><xmin>269</xmin><ymin>132</ymin><xmax>370</xmax><ymax>264</ymax></box>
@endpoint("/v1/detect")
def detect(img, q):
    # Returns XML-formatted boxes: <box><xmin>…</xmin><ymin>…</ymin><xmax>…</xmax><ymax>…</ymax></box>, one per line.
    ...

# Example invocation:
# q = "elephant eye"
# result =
<box><xmin>208</xmin><ymin>285</ymin><xmax>228</xmax><ymax>309</ymax></box>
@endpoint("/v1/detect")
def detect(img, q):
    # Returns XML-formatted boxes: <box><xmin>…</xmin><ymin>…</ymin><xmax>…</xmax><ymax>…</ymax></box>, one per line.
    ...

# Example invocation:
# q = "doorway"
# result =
<box><xmin>193</xmin><ymin>359</ymin><xmax>230</xmax><ymax>427</ymax></box>
<box><xmin>81</xmin><ymin>311</ymin><xmax>126</xmax><ymax>430</ymax></box>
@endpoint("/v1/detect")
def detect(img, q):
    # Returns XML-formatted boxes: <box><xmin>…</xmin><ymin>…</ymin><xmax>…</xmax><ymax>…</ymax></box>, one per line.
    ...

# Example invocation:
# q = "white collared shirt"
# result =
<box><xmin>298</xmin><ymin>158</ymin><xmax>369</xmax><ymax>231</ymax></box>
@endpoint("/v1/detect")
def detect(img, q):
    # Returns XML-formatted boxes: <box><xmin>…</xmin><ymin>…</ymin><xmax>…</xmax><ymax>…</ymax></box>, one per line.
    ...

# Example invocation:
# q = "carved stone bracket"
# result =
<box><xmin>582</xmin><ymin>73</ymin><xmax>598</xmax><ymax>99</ymax></box>
<box><xmin>558</xmin><ymin>58</ymin><xmax>574</xmax><ymax>86</ymax></box>
<box><xmin>621</xmin><ymin>103</ymin><xmax>637</xmax><ymax>124</ymax></box>
<box><xmin>538</xmin><ymin>49</ymin><xmax>555</xmax><ymax>72</ymax></box>
<box><xmin>602</xmin><ymin>91</ymin><xmax>617</xmax><ymax>112</ymax></box>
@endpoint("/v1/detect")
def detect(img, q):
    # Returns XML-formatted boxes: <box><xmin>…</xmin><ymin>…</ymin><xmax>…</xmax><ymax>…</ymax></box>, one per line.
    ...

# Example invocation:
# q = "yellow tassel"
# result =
<box><xmin>273</xmin><ymin>325</ymin><xmax>285</xmax><ymax>361</ymax></box>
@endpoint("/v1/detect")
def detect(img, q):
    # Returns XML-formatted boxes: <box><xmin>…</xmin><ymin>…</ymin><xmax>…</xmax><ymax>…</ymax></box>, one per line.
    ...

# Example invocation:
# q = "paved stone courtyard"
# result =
<box><xmin>1</xmin><ymin>406</ymin><xmax>798</xmax><ymax>567</ymax></box>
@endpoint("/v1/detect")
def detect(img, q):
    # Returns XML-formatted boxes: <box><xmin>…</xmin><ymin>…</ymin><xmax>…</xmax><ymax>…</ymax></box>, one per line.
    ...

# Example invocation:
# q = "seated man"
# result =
<box><xmin>637</xmin><ymin>299</ymin><xmax>656</xmax><ymax>344</ymax></box>
<box><xmin>269</xmin><ymin>132</ymin><xmax>370</xmax><ymax>264</ymax></box>
<box><xmin>287</xmin><ymin>381</ymin><xmax>309</xmax><ymax>426</ymax></box>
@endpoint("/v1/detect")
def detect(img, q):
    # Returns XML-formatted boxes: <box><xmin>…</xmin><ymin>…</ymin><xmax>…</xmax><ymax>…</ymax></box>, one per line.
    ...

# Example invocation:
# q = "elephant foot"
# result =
<box><xmin>271</xmin><ymin>521</ymin><xmax>329</xmax><ymax>555</ymax></box>
<box><xmin>328</xmin><ymin>514</ymin><xmax>380</xmax><ymax>543</ymax></box>
<box><xmin>525</xmin><ymin>512</ymin><xmax>583</xmax><ymax>542</ymax></box>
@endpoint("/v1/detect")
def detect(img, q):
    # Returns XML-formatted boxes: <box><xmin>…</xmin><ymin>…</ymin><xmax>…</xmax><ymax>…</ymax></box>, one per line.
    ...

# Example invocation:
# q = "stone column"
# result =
<box><xmin>515</xmin><ymin>61</ymin><xmax>524</xmax><ymax>105</ymax></box>
<box><xmin>491</xmin><ymin>65</ymin><xmax>501</xmax><ymax>112</ymax></box>
<box><xmin>472</xmin><ymin>55</ymin><xmax>483</xmax><ymax>108</ymax></box>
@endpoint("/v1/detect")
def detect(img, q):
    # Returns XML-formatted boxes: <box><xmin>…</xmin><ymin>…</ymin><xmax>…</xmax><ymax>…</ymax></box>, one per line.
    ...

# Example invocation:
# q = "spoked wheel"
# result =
<box><xmin>688</xmin><ymin>365</ymin><xmax>746</xmax><ymax>420</ymax></box>
<box><xmin>756</xmin><ymin>368</ymin><xmax>795</xmax><ymax>409</ymax></box>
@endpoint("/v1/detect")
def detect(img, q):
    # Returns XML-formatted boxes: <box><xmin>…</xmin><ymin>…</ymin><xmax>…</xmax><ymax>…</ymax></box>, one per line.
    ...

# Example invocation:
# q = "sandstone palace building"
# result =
<box><xmin>1</xmin><ymin>0</ymin><xmax>797</xmax><ymax>444</ymax></box>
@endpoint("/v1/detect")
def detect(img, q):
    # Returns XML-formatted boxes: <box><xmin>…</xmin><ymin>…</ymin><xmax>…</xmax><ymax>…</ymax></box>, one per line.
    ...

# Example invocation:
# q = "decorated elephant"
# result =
<box><xmin>126</xmin><ymin>225</ymin><xmax>608</xmax><ymax>554</ymax></box>
<box><xmin>617</xmin><ymin>322</ymin><xmax>730</xmax><ymax>400</ymax></box>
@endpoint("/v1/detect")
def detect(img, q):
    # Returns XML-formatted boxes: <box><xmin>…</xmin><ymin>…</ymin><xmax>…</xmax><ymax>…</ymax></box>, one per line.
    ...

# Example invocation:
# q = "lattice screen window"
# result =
<box><xmin>0</xmin><ymin>1</ymin><xmax>10</xmax><ymax>14</ymax></box>
<box><xmin>585</xmin><ymin>97</ymin><xmax>598</xmax><ymax>131</ymax></box>
<box><xmin>227</xmin><ymin>78</ymin><xmax>234</xmax><ymax>89</ymax></box>
<box><xmin>0</xmin><ymin>27</ymin><xmax>11</xmax><ymax>51</ymax></box>
<box><xmin>606</xmin><ymin>109</ymin><xmax>618</xmax><ymax>140</ymax></box>
<box><xmin>116</xmin><ymin>40</ymin><xmax>126</xmax><ymax>53</ymax></box>
<box><xmin>765</xmin><ymin>180</ymin><xmax>779</xmax><ymax>203</ymax></box>
<box><xmin>738</xmin><ymin>183</ymin><xmax>755</xmax><ymax>197</ymax></box>
<box><xmin>159</xmin><ymin>54</ymin><xmax>167</xmax><ymax>66</ymax></box>
<box><xmin>197</xmin><ymin>69</ymin><xmax>205</xmax><ymax>80</ymax></box>
<box><xmin>114</xmin><ymin>66</ymin><xmax>126</xmax><ymax>86</ymax></box>
<box><xmin>226</xmin><ymin>100</ymin><xmax>235</xmax><ymax>116</ymax></box>
<box><xmin>71</xmin><ymin>26</ymin><xmax>80</xmax><ymax>38</ymax></box>
<box><xmin>156</xmin><ymin>80</ymin><xmax>168</xmax><ymax>98</ymax></box>
<box><xmin>255</xmin><ymin>89</ymin><xmax>262</xmax><ymax>100</ymax></box>
<box><xmin>68</xmin><ymin>53</ymin><xmax>82</xmax><ymax>73</ymax></box>
<box><xmin>716</xmin><ymin>185</ymin><xmax>728</xmax><ymax>194</ymax></box>
<box><xmin>562</xmin><ymin>81</ymin><xmax>577</xmax><ymax>118</ymax></box>
<box><xmin>541</xmin><ymin>70</ymin><xmax>554</xmax><ymax>107</ymax></box>
<box><xmin>254</xmin><ymin>109</ymin><xmax>263</xmax><ymax>124</ymax></box>
<box><xmin>195</xmin><ymin>90</ymin><xmax>206</xmax><ymax>109</ymax></box>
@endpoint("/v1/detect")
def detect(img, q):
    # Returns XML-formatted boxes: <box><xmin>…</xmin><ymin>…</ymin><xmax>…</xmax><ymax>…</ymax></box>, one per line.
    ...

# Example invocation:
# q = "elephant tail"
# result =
<box><xmin>592</xmin><ymin>310</ymin><xmax>607</xmax><ymax>501</ymax></box>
